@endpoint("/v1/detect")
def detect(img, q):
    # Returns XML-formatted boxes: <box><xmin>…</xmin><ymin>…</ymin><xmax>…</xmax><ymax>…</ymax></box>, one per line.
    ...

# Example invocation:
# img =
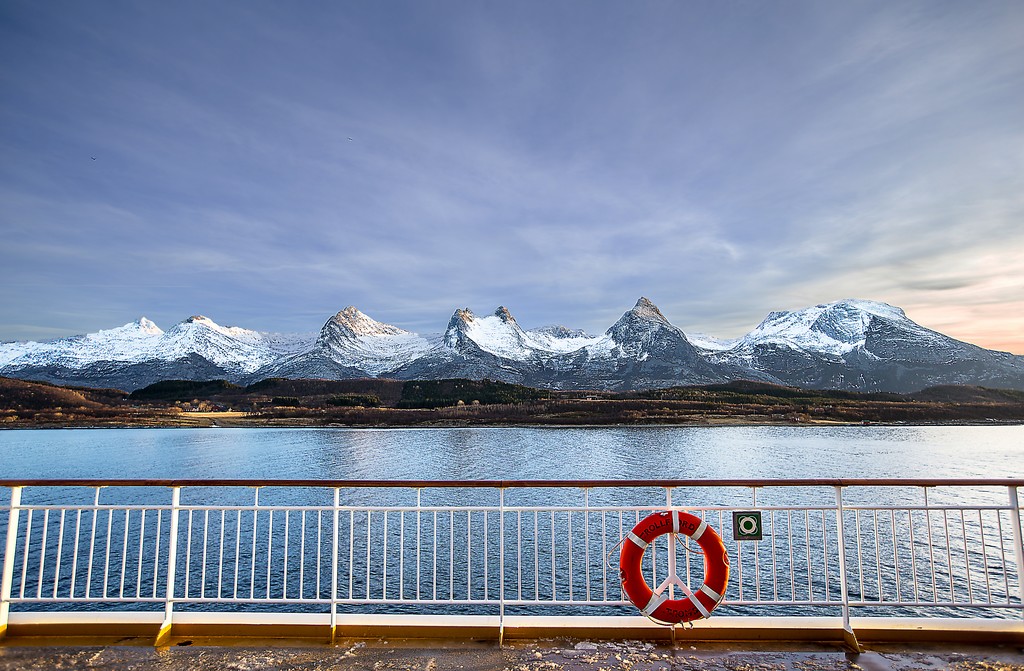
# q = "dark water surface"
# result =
<box><xmin>1</xmin><ymin>424</ymin><xmax>1021</xmax><ymax>482</ymax></box>
<box><xmin>0</xmin><ymin>426</ymin><xmax>1021</xmax><ymax>618</ymax></box>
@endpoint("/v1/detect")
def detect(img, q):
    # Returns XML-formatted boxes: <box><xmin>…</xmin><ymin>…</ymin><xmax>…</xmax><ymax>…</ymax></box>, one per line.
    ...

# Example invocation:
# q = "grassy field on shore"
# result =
<box><xmin>3</xmin><ymin>376</ymin><xmax>1024</xmax><ymax>429</ymax></box>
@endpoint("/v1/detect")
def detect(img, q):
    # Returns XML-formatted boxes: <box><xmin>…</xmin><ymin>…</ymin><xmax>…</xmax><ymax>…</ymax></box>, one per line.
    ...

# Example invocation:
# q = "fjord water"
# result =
<box><xmin>1</xmin><ymin>426</ymin><xmax>1021</xmax><ymax>618</ymax></box>
<box><xmin>1</xmin><ymin>425</ymin><xmax>1021</xmax><ymax>482</ymax></box>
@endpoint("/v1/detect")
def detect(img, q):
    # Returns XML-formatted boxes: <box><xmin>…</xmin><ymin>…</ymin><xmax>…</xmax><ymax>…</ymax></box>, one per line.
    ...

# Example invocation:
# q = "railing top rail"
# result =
<box><xmin>0</xmin><ymin>478</ymin><xmax>1020</xmax><ymax>489</ymax></box>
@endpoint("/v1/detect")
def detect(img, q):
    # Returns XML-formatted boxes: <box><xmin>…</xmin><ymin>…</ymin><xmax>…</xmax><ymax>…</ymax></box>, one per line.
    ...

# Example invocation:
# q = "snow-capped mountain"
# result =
<box><xmin>523</xmin><ymin>297</ymin><xmax>738</xmax><ymax>390</ymax></box>
<box><xmin>0</xmin><ymin>318</ymin><xmax>163</xmax><ymax>369</ymax></box>
<box><xmin>0</xmin><ymin>315</ymin><xmax>281</xmax><ymax>389</ymax></box>
<box><xmin>443</xmin><ymin>306</ymin><xmax>539</xmax><ymax>359</ymax></box>
<box><xmin>265</xmin><ymin>307</ymin><xmax>432</xmax><ymax>378</ymax></box>
<box><xmin>2</xmin><ymin>298</ymin><xmax>1023</xmax><ymax>392</ymax></box>
<box><xmin>704</xmin><ymin>299</ymin><xmax>1024</xmax><ymax>392</ymax></box>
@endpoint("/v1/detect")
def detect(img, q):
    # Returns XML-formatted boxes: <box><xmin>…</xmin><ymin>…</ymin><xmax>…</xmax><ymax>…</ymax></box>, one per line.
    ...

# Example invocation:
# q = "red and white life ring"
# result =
<box><xmin>619</xmin><ymin>511</ymin><xmax>730</xmax><ymax>624</ymax></box>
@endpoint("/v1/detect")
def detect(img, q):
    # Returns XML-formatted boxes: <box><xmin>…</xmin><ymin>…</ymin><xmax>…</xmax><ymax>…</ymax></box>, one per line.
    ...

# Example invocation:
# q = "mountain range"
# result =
<box><xmin>2</xmin><ymin>298</ymin><xmax>1023</xmax><ymax>393</ymax></box>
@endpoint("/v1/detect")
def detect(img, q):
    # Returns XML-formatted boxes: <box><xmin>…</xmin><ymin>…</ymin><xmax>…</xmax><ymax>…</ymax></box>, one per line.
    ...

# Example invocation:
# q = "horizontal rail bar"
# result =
<box><xmin>1</xmin><ymin>478</ymin><xmax>1021</xmax><ymax>488</ymax></box>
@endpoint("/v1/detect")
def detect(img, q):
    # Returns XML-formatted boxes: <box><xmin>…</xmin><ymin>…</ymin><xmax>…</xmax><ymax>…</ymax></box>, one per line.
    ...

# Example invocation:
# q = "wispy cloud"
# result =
<box><xmin>2</xmin><ymin>1</ymin><xmax>1022</xmax><ymax>352</ymax></box>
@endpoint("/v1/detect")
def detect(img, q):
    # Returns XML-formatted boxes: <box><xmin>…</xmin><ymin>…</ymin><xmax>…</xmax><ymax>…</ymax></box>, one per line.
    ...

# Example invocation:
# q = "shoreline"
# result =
<box><xmin>4</xmin><ymin>416</ymin><xmax>1023</xmax><ymax>430</ymax></box>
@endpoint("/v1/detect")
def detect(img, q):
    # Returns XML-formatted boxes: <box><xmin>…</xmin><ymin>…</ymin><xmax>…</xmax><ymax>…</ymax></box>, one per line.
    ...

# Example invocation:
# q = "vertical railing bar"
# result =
<box><xmin>265</xmin><ymin>509</ymin><xmax>273</xmax><ymax>600</ymax></box>
<box><xmin>18</xmin><ymin>508</ymin><xmax>32</xmax><ymax>600</ymax></box>
<box><xmin>584</xmin><ymin>488</ymin><xmax>591</xmax><ymax>603</ymax></box>
<box><xmin>601</xmin><ymin>510</ymin><xmax>607</xmax><ymax>602</ymax></box>
<box><xmin>961</xmin><ymin>509</ymin><xmax>973</xmax><ymax>604</ymax></box>
<box><xmin>38</xmin><ymin>509</ymin><xmax>50</xmax><ymax>600</ymax></box>
<box><xmin>718</xmin><ymin>509</ymin><xmax>725</xmax><ymax>595</ymax></box>
<box><xmin>872</xmin><ymin>509</ymin><xmax>881</xmax><ymax>602</ymax></box>
<box><xmin>346</xmin><ymin>509</ymin><xmax>353</xmax><ymax>601</ymax></box>
<box><xmin>617</xmin><ymin>511</ymin><xmax>624</xmax><ymax>601</ymax></box>
<box><xmin>943</xmin><ymin>509</ymin><xmax>954</xmax><ymax>602</ymax></box>
<box><xmin>787</xmin><ymin>510</ymin><xmax>795</xmax><ymax>602</ymax></box>
<box><xmin>835</xmin><ymin>491</ymin><xmax>848</xmax><ymax>606</ymax></box>
<box><xmin>534</xmin><ymin>511</ymin><xmax>539</xmax><ymax>601</ymax></box>
<box><xmin>152</xmin><ymin>509</ymin><xmax>163</xmax><ymax>600</ymax></box>
<box><xmin>684</xmin><ymin>515</ymin><xmax>692</xmax><ymax>600</ymax></box>
<box><xmin>217</xmin><ymin>509</ymin><xmax>225</xmax><ymax>600</ymax></box>
<box><xmin>908</xmin><ymin>508</ymin><xmax>919</xmax><ymax>604</ymax></box>
<box><xmin>803</xmin><ymin>509</ymin><xmax>811</xmax><ymax>601</ymax></box>
<box><xmin>85</xmin><ymin>488</ymin><xmax>100</xmax><ymax>599</ymax></box>
<box><xmin>834</xmin><ymin>486</ymin><xmax>856</xmax><ymax>651</ymax></box>
<box><xmin>0</xmin><ymin>486</ymin><xmax>23</xmax><ymax>640</ymax></box>
<box><xmin>996</xmin><ymin>509</ymin><xmax>1010</xmax><ymax>603</ymax></box>
<box><xmin>753</xmin><ymin>529</ymin><xmax>761</xmax><ymax>602</ymax></box>
<box><xmin>69</xmin><ymin>509</ymin><xmax>82</xmax><ymax>599</ymax></box>
<box><xmin>483</xmin><ymin>508</ymin><xmax>489</xmax><ymax>602</ymax></box>
<box><xmin>822</xmin><ymin>509</ymin><xmax>830</xmax><ymax>603</ymax></box>
<box><xmin>568</xmin><ymin>510</ymin><xmax>574</xmax><ymax>602</ymax></box>
<box><xmin>1007</xmin><ymin>486</ymin><xmax>1024</xmax><ymax>614</ymax></box>
<box><xmin>133</xmin><ymin>510</ymin><xmax>143</xmax><ymax>599</ymax></box>
<box><xmin>233</xmin><ymin>509</ymin><xmax>241</xmax><ymax>600</ymax></box>
<box><xmin>449</xmin><ymin>511</ymin><xmax>454</xmax><ymax>601</ymax></box>
<box><xmin>400</xmin><ymin>509</ymin><xmax>405</xmax><ymax>600</ymax></box>
<box><xmin>184</xmin><ymin>509</ymin><xmax>193</xmax><ymax>599</ymax></box>
<box><xmin>283</xmin><ymin>510</ymin><xmax>289</xmax><ymax>600</ymax></box>
<box><xmin>54</xmin><ymin>509</ymin><xmax>67</xmax><ymax>599</ymax></box>
<box><xmin>925</xmin><ymin>488</ymin><xmax>937</xmax><ymax>601</ymax></box>
<box><xmin>383</xmin><ymin>510</ymin><xmax>389</xmax><ymax>600</ymax></box>
<box><xmin>315</xmin><ymin>512</ymin><xmax>323</xmax><ymax>602</ymax></box>
<box><xmin>156</xmin><ymin>487</ymin><xmax>181</xmax><ymax>646</ymax></box>
<box><xmin>331</xmin><ymin>488</ymin><xmax>340</xmax><ymax>640</ymax></box>
<box><xmin>416</xmin><ymin>490</ymin><xmax>421</xmax><ymax>601</ymax></box>
<box><xmin>550</xmin><ymin>511</ymin><xmax>556</xmax><ymax>602</ymax></box>
<box><xmin>432</xmin><ymin>510</ymin><xmax>438</xmax><ymax>601</ymax></box>
<box><xmin>770</xmin><ymin>509</ymin><xmax>778</xmax><ymax>602</ymax></box>
<box><xmin>978</xmin><ymin>509</ymin><xmax>991</xmax><ymax>603</ymax></box>
<box><xmin>102</xmin><ymin>507</ymin><xmax>113</xmax><ymax>598</ymax></box>
<box><xmin>666</xmin><ymin>488</ymin><xmax>675</xmax><ymax>604</ymax></box>
<box><xmin>737</xmin><ymin>513</ymin><xmax>744</xmax><ymax>602</ymax></box>
<box><xmin>891</xmin><ymin>509</ymin><xmax>900</xmax><ymax>603</ymax></box>
<box><xmin>201</xmin><ymin>509</ymin><xmax>210</xmax><ymax>599</ymax></box>
<box><xmin>466</xmin><ymin>510</ymin><xmax>471</xmax><ymax>600</ymax></box>
<box><xmin>517</xmin><ymin>509</ymin><xmax>523</xmax><ymax>601</ymax></box>
<box><xmin>366</xmin><ymin>510</ymin><xmax>372</xmax><ymax>600</ymax></box>
<box><xmin>299</xmin><ymin>509</ymin><xmax>306</xmax><ymax>601</ymax></box>
<box><xmin>649</xmin><ymin>511</ymin><xmax>656</xmax><ymax>592</ymax></box>
<box><xmin>250</xmin><ymin>490</ymin><xmax>259</xmax><ymax>600</ymax></box>
<box><xmin>118</xmin><ymin>509</ymin><xmax>128</xmax><ymax>600</ymax></box>
<box><xmin>499</xmin><ymin>488</ymin><xmax>506</xmax><ymax>637</ymax></box>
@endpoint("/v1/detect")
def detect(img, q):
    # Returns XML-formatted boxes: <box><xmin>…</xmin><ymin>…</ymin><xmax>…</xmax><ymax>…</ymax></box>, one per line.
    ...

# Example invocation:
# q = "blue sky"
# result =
<box><xmin>2</xmin><ymin>1</ymin><xmax>1023</xmax><ymax>352</ymax></box>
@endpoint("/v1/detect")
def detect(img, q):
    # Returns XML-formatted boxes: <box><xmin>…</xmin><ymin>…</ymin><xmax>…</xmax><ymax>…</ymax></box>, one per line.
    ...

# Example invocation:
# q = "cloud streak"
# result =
<box><xmin>1</xmin><ymin>1</ymin><xmax>1022</xmax><ymax>352</ymax></box>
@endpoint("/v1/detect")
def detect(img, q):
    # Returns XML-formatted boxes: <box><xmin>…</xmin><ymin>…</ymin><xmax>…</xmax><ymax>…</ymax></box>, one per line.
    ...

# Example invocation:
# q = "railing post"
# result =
<box><xmin>834</xmin><ymin>486</ymin><xmax>860</xmax><ymax>653</ymax></box>
<box><xmin>0</xmin><ymin>487</ymin><xmax>23</xmax><ymax>641</ymax></box>
<box><xmin>1009</xmin><ymin>486</ymin><xmax>1024</xmax><ymax>617</ymax></box>
<box><xmin>498</xmin><ymin>487</ymin><xmax>505</xmax><ymax>646</ymax></box>
<box><xmin>330</xmin><ymin>487</ymin><xmax>340</xmax><ymax>643</ymax></box>
<box><xmin>155</xmin><ymin>486</ymin><xmax>181</xmax><ymax>646</ymax></box>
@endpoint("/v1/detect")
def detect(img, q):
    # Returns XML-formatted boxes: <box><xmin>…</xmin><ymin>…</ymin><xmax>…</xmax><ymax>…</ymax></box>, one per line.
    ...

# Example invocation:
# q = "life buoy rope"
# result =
<box><xmin>619</xmin><ymin>511</ymin><xmax>730</xmax><ymax>625</ymax></box>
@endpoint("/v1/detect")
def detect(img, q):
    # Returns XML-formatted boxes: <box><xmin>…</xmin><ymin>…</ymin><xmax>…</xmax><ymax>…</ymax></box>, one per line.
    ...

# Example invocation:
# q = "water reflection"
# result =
<box><xmin>1</xmin><ymin>425</ymin><xmax>1022</xmax><ymax>483</ymax></box>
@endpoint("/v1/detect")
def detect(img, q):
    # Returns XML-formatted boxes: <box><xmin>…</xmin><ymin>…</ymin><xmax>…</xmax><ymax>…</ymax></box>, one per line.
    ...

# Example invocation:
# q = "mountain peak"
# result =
<box><xmin>494</xmin><ymin>306</ymin><xmax>517</xmax><ymax>323</ymax></box>
<box><xmin>605</xmin><ymin>297</ymin><xmax>677</xmax><ymax>343</ymax></box>
<box><xmin>134</xmin><ymin>317</ymin><xmax>163</xmax><ymax>335</ymax></box>
<box><xmin>828</xmin><ymin>298</ymin><xmax>907</xmax><ymax>321</ymax></box>
<box><xmin>629</xmin><ymin>297</ymin><xmax>670</xmax><ymax>324</ymax></box>
<box><xmin>322</xmin><ymin>306</ymin><xmax>407</xmax><ymax>339</ymax></box>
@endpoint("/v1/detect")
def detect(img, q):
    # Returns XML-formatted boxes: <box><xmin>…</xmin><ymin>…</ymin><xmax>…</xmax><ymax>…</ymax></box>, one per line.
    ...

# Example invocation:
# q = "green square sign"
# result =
<box><xmin>733</xmin><ymin>511</ymin><xmax>762</xmax><ymax>541</ymax></box>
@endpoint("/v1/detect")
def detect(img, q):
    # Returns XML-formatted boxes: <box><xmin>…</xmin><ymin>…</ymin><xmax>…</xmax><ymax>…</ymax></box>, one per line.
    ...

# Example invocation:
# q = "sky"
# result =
<box><xmin>2</xmin><ymin>1</ymin><xmax>1023</xmax><ymax>353</ymax></box>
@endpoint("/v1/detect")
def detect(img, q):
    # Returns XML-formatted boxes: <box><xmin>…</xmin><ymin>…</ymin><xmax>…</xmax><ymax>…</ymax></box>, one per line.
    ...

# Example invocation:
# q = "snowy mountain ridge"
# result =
<box><xmin>2</xmin><ymin>297</ymin><xmax>1022</xmax><ymax>392</ymax></box>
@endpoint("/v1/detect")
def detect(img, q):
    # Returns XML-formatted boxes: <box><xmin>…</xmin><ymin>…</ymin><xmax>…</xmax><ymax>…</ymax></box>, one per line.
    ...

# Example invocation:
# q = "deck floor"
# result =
<box><xmin>2</xmin><ymin>638</ymin><xmax>1023</xmax><ymax>670</ymax></box>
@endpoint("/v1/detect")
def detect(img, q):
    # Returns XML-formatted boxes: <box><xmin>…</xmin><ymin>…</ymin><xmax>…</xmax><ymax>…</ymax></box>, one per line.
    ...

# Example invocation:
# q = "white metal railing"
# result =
<box><xmin>1</xmin><ymin>479</ymin><xmax>1022</xmax><ymax>639</ymax></box>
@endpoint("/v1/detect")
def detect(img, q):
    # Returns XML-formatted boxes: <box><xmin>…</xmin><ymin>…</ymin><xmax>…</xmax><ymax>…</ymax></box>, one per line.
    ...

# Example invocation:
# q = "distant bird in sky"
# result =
<box><xmin>90</xmin><ymin>156</ymin><xmax>96</xmax><ymax>160</ymax></box>
<box><xmin>347</xmin><ymin>137</ymin><xmax>353</xmax><ymax>141</ymax></box>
